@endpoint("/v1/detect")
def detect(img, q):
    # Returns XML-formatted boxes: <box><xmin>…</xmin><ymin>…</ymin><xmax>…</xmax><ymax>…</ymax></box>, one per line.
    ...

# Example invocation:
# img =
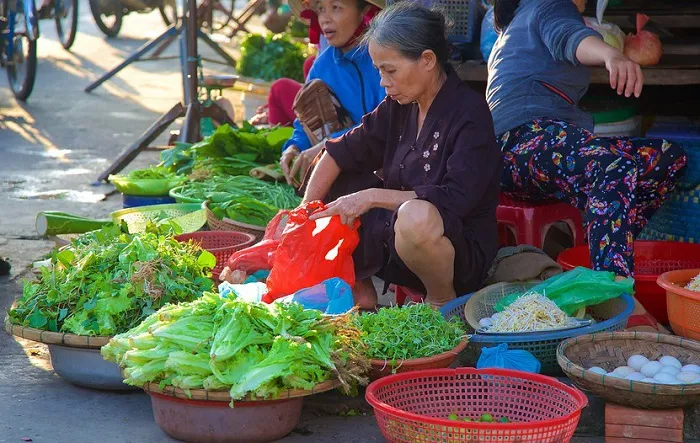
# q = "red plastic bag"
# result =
<box><xmin>263</xmin><ymin>201</ymin><xmax>360</xmax><ymax>303</ymax></box>
<box><xmin>221</xmin><ymin>211</ymin><xmax>288</xmax><ymax>281</ymax></box>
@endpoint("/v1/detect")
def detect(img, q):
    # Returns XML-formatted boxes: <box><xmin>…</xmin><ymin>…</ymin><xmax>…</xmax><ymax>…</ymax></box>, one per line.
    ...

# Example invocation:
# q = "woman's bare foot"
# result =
<box><xmin>353</xmin><ymin>278</ymin><xmax>378</xmax><ymax>310</ymax></box>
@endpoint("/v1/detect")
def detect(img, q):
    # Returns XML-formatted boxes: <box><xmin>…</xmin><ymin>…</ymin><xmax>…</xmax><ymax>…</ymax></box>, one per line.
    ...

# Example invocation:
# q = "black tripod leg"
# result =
<box><xmin>95</xmin><ymin>102</ymin><xmax>186</xmax><ymax>183</ymax></box>
<box><xmin>180</xmin><ymin>102</ymin><xmax>201</xmax><ymax>143</ymax></box>
<box><xmin>202</xmin><ymin>101</ymin><xmax>236</xmax><ymax>127</ymax></box>
<box><xmin>197</xmin><ymin>30</ymin><xmax>236</xmax><ymax>67</ymax></box>
<box><xmin>85</xmin><ymin>25</ymin><xmax>178</xmax><ymax>93</ymax></box>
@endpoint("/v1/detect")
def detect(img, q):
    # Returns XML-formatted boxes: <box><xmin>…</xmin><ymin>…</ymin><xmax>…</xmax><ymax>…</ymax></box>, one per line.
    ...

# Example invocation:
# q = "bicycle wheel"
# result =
<box><xmin>6</xmin><ymin>0</ymin><xmax>37</xmax><ymax>101</ymax></box>
<box><xmin>89</xmin><ymin>0</ymin><xmax>122</xmax><ymax>37</ymax></box>
<box><xmin>55</xmin><ymin>0</ymin><xmax>78</xmax><ymax>50</ymax></box>
<box><xmin>158</xmin><ymin>0</ymin><xmax>180</xmax><ymax>26</ymax></box>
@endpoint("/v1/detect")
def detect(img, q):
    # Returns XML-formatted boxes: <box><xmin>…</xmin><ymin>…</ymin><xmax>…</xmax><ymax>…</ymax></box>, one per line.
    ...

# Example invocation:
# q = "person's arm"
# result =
<box><xmin>302</xmin><ymin>152</ymin><xmax>342</xmax><ymax>204</ymax></box>
<box><xmin>576</xmin><ymin>36</ymin><xmax>644</xmax><ymax>98</ymax></box>
<box><xmin>537</xmin><ymin>1</ymin><xmax>600</xmax><ymax>65</ymax></box>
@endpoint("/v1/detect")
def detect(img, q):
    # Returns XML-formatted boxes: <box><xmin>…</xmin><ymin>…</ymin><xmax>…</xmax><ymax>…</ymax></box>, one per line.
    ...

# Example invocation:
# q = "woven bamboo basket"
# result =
<box><xmin>142</xmin><ymin>378</ymin><xmax>341</xmax><ymax>402</ymax></box>
<box><xmin>463</xmin><ymin>281</ymin><xmax>537</xmax><ymax>330</ymax></box>
<box><xmin>202</xmin><ymin>201</ymin><xmax>265</xmax><ymax>242</ymax></box>
<box><xmin>557</xmin><ymin>332</ymin><xmax>700</xmax><ymax>409</ymax></box>
<box><xmin>292</xmin><ymin>79</ymin><xmax>353</xmax><ymax>145</ymax></box>
<box><xmin>4</xmin><ymin>315</ymin><xmax>110</xmax><ymax>349</ymax></box>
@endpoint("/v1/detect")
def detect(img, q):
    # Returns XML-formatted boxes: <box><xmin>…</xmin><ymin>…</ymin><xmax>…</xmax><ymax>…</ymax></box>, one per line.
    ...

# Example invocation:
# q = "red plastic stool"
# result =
<box><xmin>497</xmin><ymin>194</ymin><xmax>585</xmax><ymax>249</ymax></box>
<box><xmin>394</xmin><ymin>286</ymin><xmax>424</xmax><ymax>306</ymax></box>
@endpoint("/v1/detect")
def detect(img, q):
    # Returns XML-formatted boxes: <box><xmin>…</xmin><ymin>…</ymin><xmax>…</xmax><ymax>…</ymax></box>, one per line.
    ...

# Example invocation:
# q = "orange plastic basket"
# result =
<box><xmin>657</xmin><ymin>268</ymin><xmax>700</xmax><ymax>340</ymax></box>
<box><xmin>175</xmin><ymin>231</ymin><xmax>256</xmax><ymax>280</ymax></box>
<box><xmin>365</xmin><ymin>368</ymin><xmax>588</xmax><ymax>443</ymax></box>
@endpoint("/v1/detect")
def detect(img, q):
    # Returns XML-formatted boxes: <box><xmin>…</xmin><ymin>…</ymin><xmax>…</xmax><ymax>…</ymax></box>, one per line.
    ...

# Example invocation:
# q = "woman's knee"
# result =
<box><xmin>395</xmin><ymin>200</ymin><xmax>444</xmax><ymax>245</ymax></box>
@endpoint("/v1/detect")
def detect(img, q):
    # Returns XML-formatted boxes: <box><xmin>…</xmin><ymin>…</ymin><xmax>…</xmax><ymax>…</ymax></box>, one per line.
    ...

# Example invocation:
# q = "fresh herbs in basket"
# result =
<box><xmin>238</xmin><ymin>33</ymin><xmax>308</xmax><ymax>82</ymax></box>
<box><xmin>176</xmin><ymin>176</ymin><xmax>301</xmax><ymax>227</ymax></box>
<box><xmin>102</xmin><ymin>293</ymin><xmax>370</xmax><ymax>404</ymax></box>
<box><xmin>356</xmin><ymin>304</ymin><xmax>466</xmax><ymax>362</ymax></box>
<box><xmin>7</xmin><ymin>224</ymin><xmax>216</xmax><ymax>336</ymax></box>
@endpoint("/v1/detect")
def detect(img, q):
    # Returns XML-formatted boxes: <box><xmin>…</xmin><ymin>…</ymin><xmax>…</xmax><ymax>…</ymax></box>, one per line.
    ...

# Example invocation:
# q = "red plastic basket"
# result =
<box><xmin>366</xmin><ymin>368</ymin><xmax>588</xmax><ymax>443</ymax></box>
<box><xmin>557</xmin><ymin>241</ymin><xmax>700</xmax><ymax>324</ymax></box>
<box><xmin>175</xmin><ymin>231</ymin><xmax>256</xmax><ymax>280</ymax></box>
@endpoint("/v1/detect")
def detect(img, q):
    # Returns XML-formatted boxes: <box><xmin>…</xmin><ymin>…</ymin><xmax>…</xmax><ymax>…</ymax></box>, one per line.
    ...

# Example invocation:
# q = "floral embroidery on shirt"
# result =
<box><xmin>423</xmin><ymin>150</ymin><xmax>430</xmax><ymax>158</ymax></box>
<box><xmin>433</xmin><ymin>143</ymin><xmax>439</xmax><ymax>151</ymax></box>
<box><xmin>424</xmin><ymin>164</ymin><xmax>431</xmax><ymax>172</ymax></box>
<box><xmin>433</xmin><ymin>132</ymin><xmax>440</xmax><ymax>139</ymax></box>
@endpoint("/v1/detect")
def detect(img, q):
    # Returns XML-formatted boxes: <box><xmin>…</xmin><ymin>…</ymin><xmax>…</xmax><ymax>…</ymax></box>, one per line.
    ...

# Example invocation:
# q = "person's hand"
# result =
<box><xmin>249</xmin><ymin>110</ymin><xmax>269</xmax><ymax>126</ymax></box>
<box><xmin>289</xmin><ymin>142</ymin><xmax>324</xmax><ymax>188</ymax></box>
<box><xmin>309</xmin><ymin>190</ymin><xmax>375</xmax><ymax>226</ymax></box>
<box><xmin>280</xmin><ymin>145</ymin><xmax>301</xmax><ymax>185</ymax></box>
<box><xmin>605</xmin><ymin>52</ymin><xmax>644</xmax><ymax>98</ymax></box>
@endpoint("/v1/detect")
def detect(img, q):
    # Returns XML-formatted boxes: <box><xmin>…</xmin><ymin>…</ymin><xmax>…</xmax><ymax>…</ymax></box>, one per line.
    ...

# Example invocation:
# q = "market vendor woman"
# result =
<box><xmin>487</xmin><ymin>0</ymin><xmax>687</xmax><ymax>330</ymax></box>
<box><xmin>303</xmin><ymin>3</ymin><xmax>502</xmax><ymax>309</ymax></box>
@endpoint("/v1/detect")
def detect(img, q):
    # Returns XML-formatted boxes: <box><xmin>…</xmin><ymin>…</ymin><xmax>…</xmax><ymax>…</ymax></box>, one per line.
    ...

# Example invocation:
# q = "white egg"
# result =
<box><xmin>653</xmin><ymin>372</ymin><xmax>677</xmax><ymax>384</ymax></box>
<box><xmin>640</xmin><ymin>378</ymin><xmax>656</xmax><ymax>383</ymax></box>
<box><xmin>676</xmin><ymin>372</ymin><xmax>700</xmax><ymax>384</ymax></box>
<box><xmin>613</xmin><ymin>366</ymin><xmax>635</xmax><ymax>377</ymax></box>
<box><xmin>627</xmin><ymin>355</ymin><xmax>649</xmax><ymax>372</ymax></box>
<box><xmin>588</xmin><ymin>366</ymin><xmax>607</xmax><ymax>375</ymax></box>
<box><xmin>659</xmin><ymin>366</ymin><xmax>681</xmax><ymax>376</ymax></box>
<box><xmin>682</xmin><ymin>364</ymin><xmax>700</xmax><ymax>374</ymax></box>
<box><xmin>640</xmin><ymin>361</ymin><xmax>664</xmax><ymax>378</ymax></box>
<box><xmin>625</xmin><ymin>372</ymin><xmax>645</xmax><ymax>381</ymax></box>
<box><xmin>606</xmin><ymin>372</ymin><xmax>620</xmax><ymax>378</ymax></box>
<box><xmin>659</xmin><ymin>356</ymin><xmax>682</xmax><ymax>369</ymax></box>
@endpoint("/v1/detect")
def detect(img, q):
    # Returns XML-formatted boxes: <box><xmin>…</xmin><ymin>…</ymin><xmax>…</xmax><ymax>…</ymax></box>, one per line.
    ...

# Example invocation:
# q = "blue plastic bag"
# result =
<box><xmin>289</xmin><ymin>278</ymin><xmax>354</xmax><ymax>314</ymax></box>
<box><xmin>480</xmin><ymin>5</ymin><xmax>498</xmax><ymax>62</ymax></box>
<box><xmin>477</xmin><ymin>343</ymin><xmax>541</xmax><ymax>374</ymax></box>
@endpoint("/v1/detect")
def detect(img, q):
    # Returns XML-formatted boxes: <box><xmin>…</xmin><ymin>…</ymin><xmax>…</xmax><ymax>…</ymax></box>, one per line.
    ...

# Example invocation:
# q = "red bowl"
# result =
<box><xmin>557</xmin><ymin>241</ymin><xmax>700</xmax><ymax>324</ymax></box>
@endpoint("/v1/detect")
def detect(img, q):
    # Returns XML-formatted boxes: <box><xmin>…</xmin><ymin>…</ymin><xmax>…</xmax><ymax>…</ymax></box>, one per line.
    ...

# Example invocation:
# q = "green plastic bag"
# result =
<box><xmin>494</xmin><ymin>267</ymin><xmax>634</xmax><ymax>316</ymax></box>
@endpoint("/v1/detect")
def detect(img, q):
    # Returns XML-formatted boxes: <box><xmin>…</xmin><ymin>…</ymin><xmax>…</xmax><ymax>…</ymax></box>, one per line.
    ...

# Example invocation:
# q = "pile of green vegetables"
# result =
<box><xmin>447</xmin><ymin>413</ymin><xmax>511</xmax><ymax>423</ymax></box>
<box><xmin>356</xmin><ymin>304</ymin><xmax>465</xmax><ymax>362</ymax></box>
<box><xmin>108</xmin><ymin>166</ymin><xmax>186</xmax><ymax>196</ymax></box>
<box><xmin>175</xmin><ymin>176</ymin><xmax>300</xmax><ymax>226</ymax></box>
<box><xmin>7</xmin><ymin>224</ymin><xmax>216</xmax><ymax>336</ymax></box>
<box><xmin>238</xmin><ymin>33</ymin><xmax>308</xmax><ymax>82</ymax></box>
<box><xmin>161</xmin><ymin>123</ymin><xmax>292</xmax><ymax>178</ymax></box>
<box><xmin>101</xmin><ymin>293</ymin><xmax>369</xmax><ymax>403</ymax></box>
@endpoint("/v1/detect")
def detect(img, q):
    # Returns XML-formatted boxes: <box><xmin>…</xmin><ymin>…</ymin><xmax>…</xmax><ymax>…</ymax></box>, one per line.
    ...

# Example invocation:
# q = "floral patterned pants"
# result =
<box><xmin>499</xmin><ymin>118</ymin><xmax>687</xmax><ymax>277</ymax></box>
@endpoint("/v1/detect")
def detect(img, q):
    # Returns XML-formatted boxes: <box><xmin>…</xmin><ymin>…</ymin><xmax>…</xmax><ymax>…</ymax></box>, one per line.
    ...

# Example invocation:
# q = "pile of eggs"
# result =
<box><xmin>588</xmin><ymin>355</ymin><xmax>700</xmax><ymax>384</ymax></box>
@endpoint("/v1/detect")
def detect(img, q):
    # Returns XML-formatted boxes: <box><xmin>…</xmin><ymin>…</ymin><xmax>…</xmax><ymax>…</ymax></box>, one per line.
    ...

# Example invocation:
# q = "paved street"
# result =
<box><xmin>0</xmin><ymin>6</ymin><xmax>607</xmax><ymax>442</ymax></box>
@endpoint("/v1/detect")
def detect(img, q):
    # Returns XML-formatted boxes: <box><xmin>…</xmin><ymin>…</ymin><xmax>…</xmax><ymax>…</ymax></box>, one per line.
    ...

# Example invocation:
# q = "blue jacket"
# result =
<box><xmin>283</xmin><ymin>44</ymin><xmax>386</xmax><ymax>151</ymax></box>
<box><xmin>486</xmin><ymin>0</ymin><xmax>600</xmax><ymax>135</ymax></box>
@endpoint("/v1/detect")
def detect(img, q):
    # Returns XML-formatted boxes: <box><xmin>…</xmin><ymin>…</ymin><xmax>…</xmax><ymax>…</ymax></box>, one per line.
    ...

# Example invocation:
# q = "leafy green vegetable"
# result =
<box><xmin>7</xmin><ymin>224</ymin><xmax>215</xmax><ymax>336</ymax></box>
<box><xmin>161</xmin><ymin>124</ymin><xmax>293</xmax><ymax>179</ymax></box>
<box><xmin>356</xmin><ymin>304</ymin><xmax>465</xmax><ymax>362</ymax></box>
<box><xmin>108</xmin><ymin>166</ymin><xmax>186</xmax><ymax>196</ymax></box>
<box><xmin>238</xmin><ymin>33</ymin><xmax>308</xmax><ymax>82</ymax></box>
<box><xmin>102</xmin><ymin>294</ymin><xmax>370</xmax><ymax>404</ymax></box>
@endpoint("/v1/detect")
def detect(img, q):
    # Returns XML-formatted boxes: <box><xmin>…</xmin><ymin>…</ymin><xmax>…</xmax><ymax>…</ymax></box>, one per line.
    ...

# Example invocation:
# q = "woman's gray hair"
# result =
<box><xmin>362</xmin><ymin>2</ymin><xmax>451</xmax><ymax>69</ymax></box>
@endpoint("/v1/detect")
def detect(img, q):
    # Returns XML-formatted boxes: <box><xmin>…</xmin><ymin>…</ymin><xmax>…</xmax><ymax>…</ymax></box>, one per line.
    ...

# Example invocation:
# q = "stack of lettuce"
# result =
<box><xmin>101</xmin><ymin>293</ymin><xmax>370</xmax><ymax>403</ymax></box>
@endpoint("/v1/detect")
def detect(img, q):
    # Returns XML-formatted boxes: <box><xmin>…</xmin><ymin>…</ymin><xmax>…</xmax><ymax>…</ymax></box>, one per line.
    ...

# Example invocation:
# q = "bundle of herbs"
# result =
<box><xmin>356</xmin><ymin>304</ymin><xmax>466</xmax><ymax>362</ymax></box>
<box><xmin>176</xmin><ymin>176</ymin><xmax>300</xmax><ymax>227</ymax></box>
<box><xmin>108</xmin><ymin>165</ymin><xmax>187</xmax><ymax>196</ymax></box>
<box><xmin>7</xmin><ymin>224</ymin><xmax>216</xmax><ymax>336</ymax></box>
<box><xmin>238</xmin><ymin>33</ymin><xmax>308</xmax><ymax>82</ymax></box>
<box><xmin>101</xmin><ymin>293</ymin><xmax>369</xmax><ymax>404</ymax></box>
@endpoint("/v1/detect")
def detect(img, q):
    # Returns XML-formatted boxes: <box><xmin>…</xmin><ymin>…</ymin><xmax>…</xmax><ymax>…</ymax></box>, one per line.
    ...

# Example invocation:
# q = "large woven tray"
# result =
<box><xmin>142</xmin><ymin>378</ymin><xmax>341</xmax><ymax>402</ymax></box>
<box><xmin>557</xmin><ymin>331</ymin><xmax>700</xmax><ymax>409</ymax></box>
<box><xmin>4</xmin><ymin>316</ymin><xmax>110</xmax><ymax>349</ymax></box>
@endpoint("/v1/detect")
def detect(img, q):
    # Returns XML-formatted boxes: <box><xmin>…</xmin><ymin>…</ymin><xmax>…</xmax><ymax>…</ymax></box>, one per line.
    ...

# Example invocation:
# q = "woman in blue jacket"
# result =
<box><xmin>281</xmin><ymin>0</ymin><xmax>387</xmax><ymax>186</ymax></box>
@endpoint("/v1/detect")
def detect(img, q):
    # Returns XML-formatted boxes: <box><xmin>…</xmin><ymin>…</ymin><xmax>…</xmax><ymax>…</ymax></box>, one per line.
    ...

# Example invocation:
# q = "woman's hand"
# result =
<box><xmin>288</xmin><ymin>142</ymin><xmax>324</xmax><ymax>188</ymax></box>
<box><xmin>280</xmin><ymin>145</ymin><xmax>301</xmax><ymax>186</ymax></box>
<box><xmin>605</xmin><ymin>52</ymin><xmax>644</xmax><ymax>98</ymax></box>
<box><xmin>309</xmin><ymin>189</ymin><xmax>376</xmax><ymax>226</ymax></box>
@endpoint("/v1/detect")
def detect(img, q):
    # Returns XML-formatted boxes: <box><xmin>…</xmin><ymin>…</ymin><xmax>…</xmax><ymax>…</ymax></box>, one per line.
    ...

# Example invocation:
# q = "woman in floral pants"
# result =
<box><xmin>499</xmin><ymin>118</ymin><xmax>686</xmax><ymax>277</ymax></box>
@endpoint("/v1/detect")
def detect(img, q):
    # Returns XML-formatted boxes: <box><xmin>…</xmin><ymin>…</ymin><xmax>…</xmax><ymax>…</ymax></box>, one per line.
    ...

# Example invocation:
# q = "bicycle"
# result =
<box><xmin>37</xmin><ymin>0</ymin><xmax>78</xmax><ymax>49</ymax></box>
<box><xmin>0</xmin><ymin>0</ymin><xmax>38</xmax><ymax>100</ymax></box>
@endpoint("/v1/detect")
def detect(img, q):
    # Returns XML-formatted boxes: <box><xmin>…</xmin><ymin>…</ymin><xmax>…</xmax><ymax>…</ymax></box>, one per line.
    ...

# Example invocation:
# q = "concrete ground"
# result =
<box><xmin>0</xmin><ymin>5</ymin><xmax>608</xmax><ymax>442</ymax></box>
